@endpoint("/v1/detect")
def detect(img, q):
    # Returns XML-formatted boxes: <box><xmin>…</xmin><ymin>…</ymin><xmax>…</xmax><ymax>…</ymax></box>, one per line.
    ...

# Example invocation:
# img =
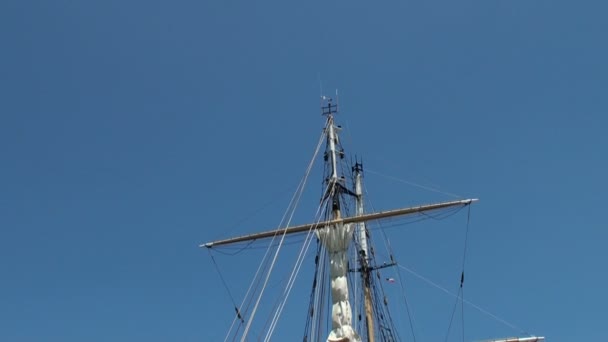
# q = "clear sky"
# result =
<box><xmin>1</xmin><ymin>0</ymin><xmax>606</xmax><ymax>341</ymax></box>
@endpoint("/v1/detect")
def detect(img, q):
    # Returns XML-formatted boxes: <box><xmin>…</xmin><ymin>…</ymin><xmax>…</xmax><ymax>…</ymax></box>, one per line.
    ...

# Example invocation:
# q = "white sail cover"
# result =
<box><xmin>317</xmin><ymin>222</ymin><xmax>361</xmax><ymax>342</ymax></box>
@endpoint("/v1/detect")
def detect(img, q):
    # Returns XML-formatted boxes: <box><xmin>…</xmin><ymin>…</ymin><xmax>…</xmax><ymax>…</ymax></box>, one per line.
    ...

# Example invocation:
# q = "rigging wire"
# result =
<box><xmin>208</xmin><ymin>250</ymin><xmax>245</xmax><ymax>325</ymax></box>
<box><xmin>210</xmin><ymin>184</ymin><xmax>296</xmax><ymax>244</ymax></box>
<box><xmin>210</xmin><ymin>240</ymin><xmax>256</xmax><ymax>256</ymax></box>
<box><xmin>397</xmin><ymin>263</ymin><xmax>530</xmax><ymax>336</ymax></box>
<box><xmin>279</xmin><ymin>114</ymin><xmax>356</xmax><ymax>341</ymax></box>
<box><xmin>227</xmin><ymin>241</ymin><xmax>274</xmax><ymax>342</ymax></box>
<box><xmin>461</xmin><ymin>205</ymin><xmax>472</xmax><ymax>342</ymax></box>
<box><xmin>265</xmin><ymin>118</ymin><xmax>340</xmax><ymax>340</ymax></box>
<box><xmin>444</xmin><ymin>286</ymin><xmax>463</xmax><ymax>342</ymax></box>
<box><xmin>461</xmin><ymin>284</ymin><xmax>465</xmax><ymax>342</ymax></box>
<box><xmin>222</xmin><ymin>218</ymin><xmax>292</xmax><ymax>339</ymax></box>
<box><xmin>212</xmin><ymin>237</ymin><xmax>307</xmax><ymax>253</ymax></box>
<box><xmin>239</xmin><ymin>122</ymin><xmax>328</xmax><ymax>341</ymax></box>
<box><xmin>264</xmin><ymin>196</ymin><xmax>331</xmax><ymax>340</ymax></box>
<box><xmin>318</xmin><ymin>244</ymin><xmax>329</xmax><ymax>341</ymax></box>
<box><xmin>365</xmin><ymin>168</ymin><xmax>463</xmax><ymax>199</ymax></box>
<box><xmin>212</xmin><ymin>114</ymin><xmax>485</xmax><ymax>341</ymax></box>
<box><xmin>216</xmin><ymin>154</ymin><xmax>326</xmax><ymax>340</ymax></box>
<box><xmin>303</xmin><ymin>241</ymin><xmax>321</xmax><ymax>341</ymax></box>
<box><xmin>363</xmin><ymin>182</ymin><xmax>418</xmax><ymax>342</ymax></box>
<box><xmin>444</xmin><ymin>204</ymin><xmax>472</xmax><ymax>342</ymax></box>
<box><xmin>361</xmin><ymin>178</ymin><xmax>477</xmax><ymax>342</ymax></box>
<box><xmin>369</xmin><ymin>207</ymin><xmax>417</xmax><ymax>342</ymax></box>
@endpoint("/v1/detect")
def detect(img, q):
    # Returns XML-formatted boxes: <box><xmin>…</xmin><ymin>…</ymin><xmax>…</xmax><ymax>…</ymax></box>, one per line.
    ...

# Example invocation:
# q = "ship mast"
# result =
<box><xmin>201</xmin><ymin>99</ymin><xmax>478</xmax><ymax>341</ymax></box>
<box><xmin>353</xmin><ymin>161</ymin><xmax>375</xmax><ymax>342</ymax></box>
<box><xmin>316</xmin><ymin>97</ymin><xmax>361</xmax><ymax>342</ymax></box>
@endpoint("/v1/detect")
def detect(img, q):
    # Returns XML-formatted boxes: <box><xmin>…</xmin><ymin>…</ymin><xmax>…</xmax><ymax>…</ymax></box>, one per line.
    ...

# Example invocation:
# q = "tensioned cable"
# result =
<box><xmin>223</xmin><ymin>195</ymin><xmax>312</xmax><ymax>342</ymax></box>
<box><xmin>312</xmin><ymin>241</ymin><xmax>328</xmax><ymax>341</ymax></box>
<box><xmin>238</xmin><ymin>123</ymin><xmax>328</xmax><ymax>341</ymax></box>
<box><xmin>218</xmin><ymin>188</ymin><xmax>312</xmax><ymax>338</ymax></box>
<box><xmin>444</xmin><ymin>204</ymin><xmax>472</xmax><ymax>342</ymax></box>
<box><xmin>208</xmin><ymin>250</ymin><xmax>244</xmax><ymax>325</ymax></box>
<box><xmin>397</xmin><ymin>264</ymin><xmax>529</xmax><ymax>335</ymax></box>
<box><xmin>365</xmin><ymin>168</ymin><xmax>463</xmax><ymax>199</ymax></box>
<box><xmin>211</xmin><ymin>184</ymin><xmax>296</xmax><ymax>243</ymax></box>
<box><xmin>213</xmin><ymin>236</ymin><xmax>308</xmax><ymax>253</ymax></box>
<box><xmin>388</xmin><ymin>251</ymin><xmax>417</xmax><ymax>342</ymax></box>
<box><xmin>303</xmin><ymin>240</ymin><xmax>323</xmax><ymax>341</ymax></box>
<box><xmin>363</xmin><ymin>205</ymin><xmax>466</xmax><ymax>234</ymax></box>
<box><xmin>443</xmin><ymin>284</ymin><xmax>463</xmax><ymax>342</ymax></box>
<box><xmin>224</xmin><ymin>241</ymin><xmax>274</xmax><ymax>342</ymax></box>
<box><xmin>266</xmin><ymin>174</ymin><xmax>337</xmax><ymax>339</ymax></box>
<box><xmin>460</xmin><ymin>206</ymin><xmax>472</xmax><ymax>342</ymax></box>
<box><xmin>211</xmin><ymin>240</ymin><xmax>256</xmax><ymax>256</ymax></box>
<box><xmin>264</xmin><ymin>193</ymin><xmax>331</xmax><ymax>340</ymax></box>
<box><xmin>363</xmin><ymin>182</ymin><xmax>418</xmax><ymax>342</ymax></box>
<box><xmin>265</xmin><ymin>184</ymin><xmax>335</xmax><ymax>335</ymax></box>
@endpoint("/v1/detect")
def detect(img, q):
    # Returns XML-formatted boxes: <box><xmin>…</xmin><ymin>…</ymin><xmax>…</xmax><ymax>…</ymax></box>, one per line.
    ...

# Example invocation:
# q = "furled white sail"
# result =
<box><xmin>317</xmin><ymin>222</ymin><xmax>361</xmax><ymax>342</ymax></box>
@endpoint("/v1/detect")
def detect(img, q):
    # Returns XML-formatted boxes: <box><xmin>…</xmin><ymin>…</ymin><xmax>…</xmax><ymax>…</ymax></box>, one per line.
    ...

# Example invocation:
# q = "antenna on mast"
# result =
<box><xmin>318</xmin><ymin>72</ymin><xmax>323</xmax><ymax>98</ymax></box>
<box><xmin>321</xmin><ymin>95</ymin><xmax>338</xmax><ymax>116</ymax></box>
<box><xmin>336</xmin><ymin>89</ymin><xmax>340</xmax><ymax>112</ymax></box>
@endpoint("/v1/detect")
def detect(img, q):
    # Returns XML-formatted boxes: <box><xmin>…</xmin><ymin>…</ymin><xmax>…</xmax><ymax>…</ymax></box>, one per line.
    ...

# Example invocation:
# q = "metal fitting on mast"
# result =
<box><xmin>353</xmin><ymin>159</ymin><xmax>369</xmax><ymax>261</ymax></box>
<box><xmin>322</xmin><ymin>97</ymin><xmax>340</xmax><ymax>184</ymax></box>
<box><xmin>321</xmin><ymin>97</ymin><xmax>342</xmax><ymax>214</ymax></box>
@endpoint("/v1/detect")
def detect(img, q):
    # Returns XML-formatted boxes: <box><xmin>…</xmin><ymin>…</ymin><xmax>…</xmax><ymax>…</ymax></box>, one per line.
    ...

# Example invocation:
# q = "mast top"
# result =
<box><xmin>321</xmin><ymin>96</ymin><xmax>338</xmax><ymax>116</ymax></box>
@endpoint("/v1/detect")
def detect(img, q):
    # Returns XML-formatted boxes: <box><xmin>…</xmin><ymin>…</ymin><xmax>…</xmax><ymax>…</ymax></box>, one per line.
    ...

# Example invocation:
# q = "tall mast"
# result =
<box><xmin>316</xmin><ymin>97</ymin><xmax>361</xmax><ymax>342</ymax></box>
<box><xmin>201</xmin><ymin>98</ymin><xmax>480</xmax><ymax>342</ymax></box>
<box><xmin>353</xmin><ymin>161</ymin><xmax>375</xmax><ymax>342</ymax></box>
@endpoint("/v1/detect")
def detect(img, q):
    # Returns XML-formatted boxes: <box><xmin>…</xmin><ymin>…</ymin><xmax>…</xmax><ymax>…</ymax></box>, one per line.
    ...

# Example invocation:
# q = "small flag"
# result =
<box><xmin>386</xmin><ymin>278</ymin><xmax>396</xmax><ymax>283</ymax></box>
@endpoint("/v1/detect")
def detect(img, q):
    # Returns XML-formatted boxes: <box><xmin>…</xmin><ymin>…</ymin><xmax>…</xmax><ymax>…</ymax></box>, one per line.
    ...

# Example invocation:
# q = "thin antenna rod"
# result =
<box><xmin>318</xmin><ymin>73</ymin><xmax>323</xmax><ymax>99</ymax></box>
<box><xmin>336</xmin><ymin>89</ymin><xmax>339</xmax><ymax>112</ymax></box>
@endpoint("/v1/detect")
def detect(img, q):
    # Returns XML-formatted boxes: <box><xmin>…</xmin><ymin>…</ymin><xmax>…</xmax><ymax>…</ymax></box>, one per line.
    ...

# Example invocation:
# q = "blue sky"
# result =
<box><xmin>1</xmin><ymin>0</ymin><xmax>607</xmax><ymax>341</ymax></box>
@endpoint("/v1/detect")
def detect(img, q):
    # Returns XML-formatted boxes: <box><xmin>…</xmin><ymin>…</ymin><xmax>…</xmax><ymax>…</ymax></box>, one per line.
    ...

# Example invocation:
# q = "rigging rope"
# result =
<box><xmin>443</xmin><ymin>286</ymin><xmax>463</xmax><ymax>342</ymax></box>
<box><xmin>239</xmin><ymin>124</ymin><xmax>328</xmax><ymax>341</ymax></box>
<box><xmin>397</xmin><ymin>263</ymin><xmax>529</xmax><ymax>336</ymax></box>
<box><xmin>303</xmin><ymin>242</ymin><xmax>321</xmax><ymax>341</ymax></box>
<box><xmin>241</xmin><ymin>121</ymin><xmax>330</xmax><ymax>342</ymax></box>
<box><xmin>225</xmin><ymin>242</ymin><xmax>273</xmax><ymax>342</ymax></box>
<box><xmin>363</xmin><ymin>182</ymin><xmax>418</xmax><ymax>342</ymax></box>
<box><xmin>264</xmin><ymin>196</ymin><xmax>330</xmax><ymax>340</ymax></box>
<box><xmin>444</xmin><ymin>204</ymin><xmax>472</xmax><ymax>342</ymax></box>
<box><xmin>461</xmin><ymin>205</ymin><xmax>472</xmax><ymax>342</ymax></box>
<box><xmin>365</xmin><ymin>168</ymin><xmax>463</xmax><ymax>199</ymax></box>
<box><xmin>211</xmin><ymin>185</ymin><xmax>296</xmax><ymax>244</ymax></box>
<box><xmin>209</xmin><ymin>250</ymin><xmax>245</xmax><ymax>325</ymax></box>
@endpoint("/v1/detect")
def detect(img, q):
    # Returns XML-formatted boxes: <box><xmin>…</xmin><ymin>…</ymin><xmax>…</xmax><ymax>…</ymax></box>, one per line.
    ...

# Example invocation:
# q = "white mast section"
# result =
<box><xmin>354</xmin><ymin>163</ymin><xmax>368</xmax><ymax>260</ymax></box>
<box><xmin>327</xmin><ymin>115</ymin><xmax>339</xmax><ymax>182</ymax></box>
